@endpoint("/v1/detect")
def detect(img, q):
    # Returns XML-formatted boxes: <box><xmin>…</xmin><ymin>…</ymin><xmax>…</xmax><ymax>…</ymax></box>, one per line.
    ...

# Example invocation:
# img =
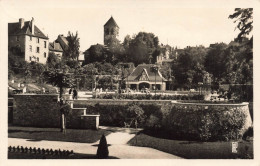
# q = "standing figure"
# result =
<box><xmin>73</xmin><ymin>88</ymin><xmax>78</xmax><ymax>100</ymax></box>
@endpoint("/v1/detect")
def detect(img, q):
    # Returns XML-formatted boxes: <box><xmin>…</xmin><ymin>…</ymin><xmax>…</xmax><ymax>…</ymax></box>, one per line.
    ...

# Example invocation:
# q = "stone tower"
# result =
<box><xmin>104</xmin><ymin>16</ymin><xmax>119</xmax><ymax>46</ymax></box>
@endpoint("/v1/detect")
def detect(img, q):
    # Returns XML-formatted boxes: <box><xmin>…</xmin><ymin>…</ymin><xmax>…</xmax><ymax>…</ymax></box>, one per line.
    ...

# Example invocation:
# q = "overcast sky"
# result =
<box><xmin>1</xmin><ymin>0</ymin><xmax>255</xmax><ymax>51</ymax></box>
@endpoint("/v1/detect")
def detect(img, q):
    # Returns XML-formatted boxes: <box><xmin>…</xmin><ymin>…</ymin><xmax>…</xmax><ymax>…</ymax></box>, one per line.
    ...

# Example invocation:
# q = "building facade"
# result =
<box><xmin>8</xmin><ymin>18</ymin><xmax>49</xmax><ymax>64</ymax></box>
<box><xmin>49</xmin><ymin>41</ymin><xmax>63</xmax><ymax>59</ymax></box>
<box><xmin>104</xmin><ymin>16</ymin><xmax>119</xmax><ymax>46</ymax></box>
<box><xmin>126</xmin><ymin>64</ymin><xmax>167</xmax><ymax>91</ymax></box>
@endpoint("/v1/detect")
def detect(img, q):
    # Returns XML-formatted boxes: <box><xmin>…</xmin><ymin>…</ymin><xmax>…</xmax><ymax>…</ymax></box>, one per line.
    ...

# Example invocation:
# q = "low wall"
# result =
<box><xmin>12</xmin><ymin>95</ymin><xmax>252</xmax><ymax>140</ymax></box>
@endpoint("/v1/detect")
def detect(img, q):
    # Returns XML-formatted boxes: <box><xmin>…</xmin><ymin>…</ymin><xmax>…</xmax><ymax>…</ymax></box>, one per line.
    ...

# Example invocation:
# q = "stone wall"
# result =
<box><xmin>12</xmin><ymin>94</ymin><xmax>99</xmax><ymax>129</ymax></box>
<box><xmin>13</xmin><ymin>94</ymin><xmax>60</xmax><ymax>127</ymax></box>
<box><xmin>12</xmin><ymin>94</ymin><xmax>252</xmax><ymax>137</ymax></box>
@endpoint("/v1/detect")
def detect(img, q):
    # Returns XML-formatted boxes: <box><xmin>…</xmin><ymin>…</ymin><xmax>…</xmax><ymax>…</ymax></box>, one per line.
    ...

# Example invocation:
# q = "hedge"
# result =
<box><xmin>93</xmin><ymin>93</ymin><xmax>204</xmax><ymax>100</ymax></box>
<box><xmin>81</xmin><ymin>102</ymin><xmax>249</xmax><ymax>141</ymax></box>
<box><xmin>160</xmin><ymin>104</ymin><xmax>247</xmax><ymax>141</ymax></box>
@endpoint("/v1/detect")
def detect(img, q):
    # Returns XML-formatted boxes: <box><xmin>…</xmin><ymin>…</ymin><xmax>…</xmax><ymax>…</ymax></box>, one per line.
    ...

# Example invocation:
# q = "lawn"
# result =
<box><xmin>8</xmin><ymin>126</ymin><xmax>112</xmax><ymax>143</ymax></box>
<box><xmin>128</xmin><ymin>132</ymin><xmax>253</xmax><ymax>159</ymax></box>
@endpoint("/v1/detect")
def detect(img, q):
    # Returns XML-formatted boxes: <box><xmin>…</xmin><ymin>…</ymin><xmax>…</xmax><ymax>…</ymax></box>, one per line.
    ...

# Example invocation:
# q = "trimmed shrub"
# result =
<box><xmin>96</xmin><ymin>134</ymin><xmax>109</xmax><ymax>159</ymax></box>
<box><xmin>161</xmin><ymin>105</ymin><xmax>247</xmax><ymax>141</ymax></box>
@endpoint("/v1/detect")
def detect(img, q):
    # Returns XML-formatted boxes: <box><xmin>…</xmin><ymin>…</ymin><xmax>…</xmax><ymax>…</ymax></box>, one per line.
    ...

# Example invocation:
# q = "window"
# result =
<box><xmin>29</xmin><ymin>56</ymin><xmax>32</xmax><ymax>61</ymax></box>
<box><xmin>30</xmin><ymin>36</ymin><xmax>32</xmax><ymax>41</ymax></box>
<box><xmin>37</xmin><ymin>57</ymin><xmax>39</xmax><ymax>62</ymax></box>
<box><xmin>44</xmin><ymin>41</ymin><xmax>46</xmax><ymax>48</ymax></box>
<box><xmin>36</xmin><ymin>47</ymin><xmax>40</xmax><ymax>53</ymax></box>
<box><xmin>16</xmin><ymin>36</ymin><xmax>19</xmax><ymax>41</ymax></box>
<box><xmin>37</xmin><ymin>38</ymin><xmax>40</xmax><ymax>43</ymax></box>
<box><xmin>44</xmin><ymin>52</ymin><xmax>46</xmax><ymax>58</ymax></box>
<box><xmin>29</xmin><ymin>45</ymin><xmax>32</xmax><ymax>52</ymax></box>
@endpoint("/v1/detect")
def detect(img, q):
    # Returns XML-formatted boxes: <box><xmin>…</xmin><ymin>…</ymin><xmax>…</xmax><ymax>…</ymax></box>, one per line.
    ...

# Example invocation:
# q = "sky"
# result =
<box><xmin>0</xmin><ymin>0</ymin><xmax>255</xmax><ymax>51</ymax></box>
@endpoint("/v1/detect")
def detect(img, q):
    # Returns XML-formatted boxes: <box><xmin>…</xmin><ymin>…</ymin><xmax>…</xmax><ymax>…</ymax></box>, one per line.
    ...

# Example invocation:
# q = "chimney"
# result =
<box><xmin>31</xmin><ymin>17</ymin><xmax>34</xmax><ymax>34</ymax></box>
<box><xmin>19</xmin><ymin>18</ymin><xmax>24</xmax><ymax>29</ymax></box>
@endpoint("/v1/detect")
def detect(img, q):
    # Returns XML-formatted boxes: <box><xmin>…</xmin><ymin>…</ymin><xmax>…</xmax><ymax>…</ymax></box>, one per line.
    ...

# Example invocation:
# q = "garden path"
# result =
<box><xmin>8</xmin><ymin>126</ymin><xmax>182</xmax><ymax>159</ymax></box>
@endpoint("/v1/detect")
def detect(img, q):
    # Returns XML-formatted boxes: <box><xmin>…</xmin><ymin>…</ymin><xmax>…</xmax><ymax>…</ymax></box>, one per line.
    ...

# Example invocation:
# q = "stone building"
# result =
<box><xmin>8</xmin><ymin>18</ymin><xmax>49</xmax><ymax>64</ymax></box>
<box><xmin>49</xmin><ymin>41</ymin><xmax>63</xmax><ymax>59</ymax></box>
<box><xmin>104</xmin><ymin>16</ymin><xmax>119</xmax><ymax>46</ymax></box>
<box><xmin>126</xmin><ymin>64</ymin><xmax>167</xmax><ymax>91</ymax></box>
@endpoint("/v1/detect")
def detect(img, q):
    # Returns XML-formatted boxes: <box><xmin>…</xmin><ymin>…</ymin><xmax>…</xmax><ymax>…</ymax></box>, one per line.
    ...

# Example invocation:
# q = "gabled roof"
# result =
<box><xmin>49</xmin><ymin>42</ymin><xmax>63</xmax><ymax>52</ymax></box>
<box><xmin>104</xmin><ymin>16</ymin><xmax>119</xmax><ymax>28</ymax></box>
<box><xmin>56</xmin><ymin>35</ymin><xmax>69</xmax><ymax>51</ymax></box>
<box><xmin>8</xmin><ymin>21</ymin><xmax>48</xmax><ymax>39</ymax></box>
<box><xmin>126</xmin><ymin>64</ymin><xmax>167</xmax><ymax>82</ymax></box>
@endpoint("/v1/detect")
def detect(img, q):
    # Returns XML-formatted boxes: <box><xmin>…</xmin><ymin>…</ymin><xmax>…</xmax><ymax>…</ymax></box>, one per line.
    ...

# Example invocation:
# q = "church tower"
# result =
<box><xmin>104</xmin><ymin>16</ymin><xmax>119</xmax><ymax>46</ymax></box>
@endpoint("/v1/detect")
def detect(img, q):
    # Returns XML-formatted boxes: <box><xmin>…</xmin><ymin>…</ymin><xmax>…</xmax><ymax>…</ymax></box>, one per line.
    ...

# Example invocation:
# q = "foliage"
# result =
<box><xmin>229</xmin><ymin>8</ymin><xmax>253</xmax><ymax>41</ymax></box>
<box><xmin>172</xmin><ymin>46</ymin><xmax>207</xmax><ymax>89</ymax></box>
<box><xmin>126</xmin><ymin>104</ymin><xmax>145</xmax><ymax>125</ymax></box>
<box><xmin>124</xmin><ymin>32</ymin><xmax>160</xmax><ymax>65</ymax></box>
<box><xmin>96</xmin><ymin>134</ymin><xmax>109</xmax><ymax>159</ymax></box>
<box><xmin>161</xmin><ymin>105</ymin><xmax>247</xmax><ymax>141</ymax></box>
<box><xmin>205</xmin><ymin>43</ymin><xmax>228</xmax><ymax>82</ymax></box>
<box><xmin>63</xmin><ymin>31</ymin><xmax>80</xmax><ymax>61</ymax></box>
<box><xmin>93</xmin><ymin>93</ymin><xmax>204</xmax><ymax>100</ymax></box>
<box><xmin>46</xmin><ymin>52</ymin><xmax>61</xmax><ymax>69</ymax></box>
<box><xmin>43</xmin><ymin>69</ymin><xmax>75</xmax><ymax>96</ymax></box>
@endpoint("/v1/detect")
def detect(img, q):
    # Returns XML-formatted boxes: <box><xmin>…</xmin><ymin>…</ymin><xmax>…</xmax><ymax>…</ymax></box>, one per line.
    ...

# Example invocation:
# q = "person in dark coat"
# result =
<box><xmin>73</xmin><ymin>88</ymin><xmax>78</xmax><ymax>100</ymax></box>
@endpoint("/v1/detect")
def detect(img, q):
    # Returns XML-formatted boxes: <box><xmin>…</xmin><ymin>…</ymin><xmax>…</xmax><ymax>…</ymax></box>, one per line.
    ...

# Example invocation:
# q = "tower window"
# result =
<box><xmin>106</xmin><ymin>28</ymin><xmax>109</xmax><ymax>35</ymax></box>
<box><xmin>37</xmin><ymin>38</ymin><xmax>40</xmax><ymax>43</ymax></box>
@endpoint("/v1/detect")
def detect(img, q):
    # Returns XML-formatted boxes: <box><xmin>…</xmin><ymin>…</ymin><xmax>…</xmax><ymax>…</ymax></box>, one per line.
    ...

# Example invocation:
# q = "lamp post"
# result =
<box><xmin>198</xmin><ymin>82</ymin><xmax>203</xmax><ymax>95</ymax></box>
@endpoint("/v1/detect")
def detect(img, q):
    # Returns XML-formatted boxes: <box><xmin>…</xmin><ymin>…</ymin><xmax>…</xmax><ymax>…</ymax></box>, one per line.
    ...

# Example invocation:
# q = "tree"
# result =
<box><xmin>204</xmin><ymin>43</ymin><xmax>228</xmax><ymax>83</ymax></box>
<box><xmin>125</xmin><ymin>32</ymin><xmax>160</xmax><ymax>65</ymax></box>
<box><xmin>43</xmin><ymin>68</ymin><xmax>75</xmax><ymax>133</ymax></box>
<box><xmin>84</xmin><ymin>44</ymin><xmax>107</xmax><ymax>64</ymax></box>
<box><xmin>46</xmin><ymin>52</ymin><xmax>61</xmax><ymax>69</ymax></box>
<box><xmin>172</xmin><ymin>46</ymin><xmax>207</xmax><ymax>89</ymax></box>
<box><xmin>63</xmin><ymin>31</ymin><xmax>80</xmax><ymax>61</ymax></box>
<box><xmin>229</xmin><ymin>8</ymin><xmax>253</xmax><ymax>41</ymax></box>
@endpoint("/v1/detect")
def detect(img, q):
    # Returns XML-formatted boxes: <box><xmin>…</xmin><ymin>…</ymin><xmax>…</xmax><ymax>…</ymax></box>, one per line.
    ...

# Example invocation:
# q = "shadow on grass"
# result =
<box><xmin>8</xmin><ymin>126</ymin><xmax>112</xmax><ymax>143</ymax></box>
<box><xmin>8</xmin><ymin>152</ymin><xmax>118</xmax><ymax>159</ymax></box>
<box><xmin>128</xmin><ymin>130</ymin><xmax>254</xmax><ymax>159</ymax></box>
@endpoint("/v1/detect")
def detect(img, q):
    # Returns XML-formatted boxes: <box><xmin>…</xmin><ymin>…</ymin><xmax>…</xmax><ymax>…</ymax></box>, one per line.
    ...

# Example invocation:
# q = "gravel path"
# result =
<box><xmin>8</xmin><ymin>126</ymin><xmax>182</xmax><ymax>159</ymax></box>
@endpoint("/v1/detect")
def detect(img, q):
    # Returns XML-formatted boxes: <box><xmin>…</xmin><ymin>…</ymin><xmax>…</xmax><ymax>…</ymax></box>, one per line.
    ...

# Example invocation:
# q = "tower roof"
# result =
<box><xmin>104</xmin><ymin>16</ymin><xmax>119</xmax><ymax>28</ymax></box>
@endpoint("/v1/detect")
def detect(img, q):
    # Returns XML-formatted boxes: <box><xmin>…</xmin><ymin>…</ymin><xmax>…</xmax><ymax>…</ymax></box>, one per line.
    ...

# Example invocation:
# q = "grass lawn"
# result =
<box><xmin>8</xmin><ymin>152</ymin><xmax>118</xmax><ymax>159</ymax></box>
<box><xmin>8</xmin><ymin>126</ymin><xmax>112</xmax><ymax>143</ymax></box>
<box><xmin>128</xmin><ymin>132</ymin><xmax>253</xmax><ymax>159</ymax></box>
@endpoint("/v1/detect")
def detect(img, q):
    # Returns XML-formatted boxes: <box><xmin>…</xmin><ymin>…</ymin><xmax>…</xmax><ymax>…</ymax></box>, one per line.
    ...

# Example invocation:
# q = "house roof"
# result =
<box><xmin>56</xmin><ymin>35</ymin><xmax>69</xmax><ymax>51</ymax></box>
<box><xmin>49</xmin><ymin>42</ymin><xmax>63</xmax><ymax>52</ymax></box>
<box><xmin>104</xmin><ymin>16</ymin><xmax>119</xmax><ymax>28</ymax></box>
<box><xmin>126</xmin><ymin>64</ymin><xmax>167</xmax><ymax>82</ymax></box>
<box><xmin>8</xmin><ymin>21</ymin><xmax>48</xmax><ymax>39</ymax></box>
